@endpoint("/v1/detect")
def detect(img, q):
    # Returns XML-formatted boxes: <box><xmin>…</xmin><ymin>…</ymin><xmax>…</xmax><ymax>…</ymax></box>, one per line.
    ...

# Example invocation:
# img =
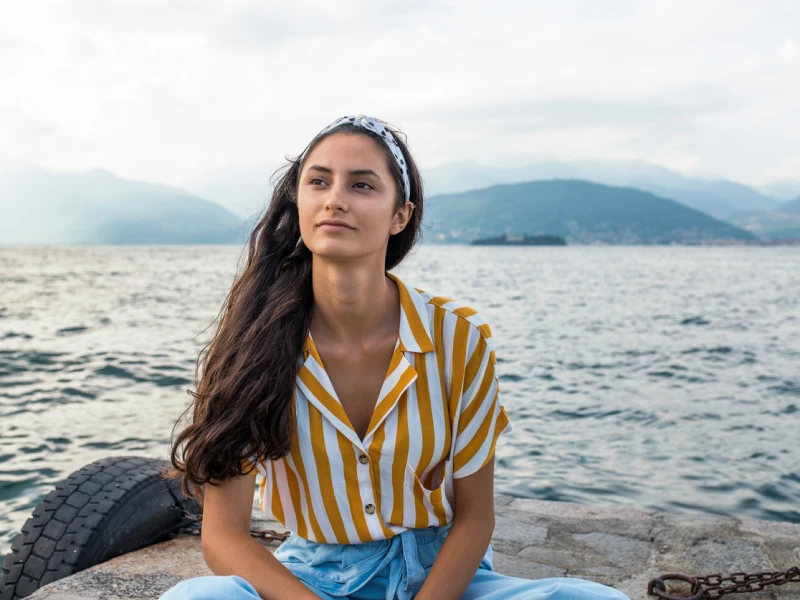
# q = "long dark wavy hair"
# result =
<box><xmin>163</xmin><ymin>118</ymin><xmax>425</xmax><ymax>504</ymax></box>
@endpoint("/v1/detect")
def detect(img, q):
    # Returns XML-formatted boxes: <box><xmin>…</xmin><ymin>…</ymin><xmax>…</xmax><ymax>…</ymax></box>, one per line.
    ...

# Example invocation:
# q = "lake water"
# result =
<box><xmin>1</xmin><ymin>245</ymin><xmax>798</xmax><ymax>555</ymax></box>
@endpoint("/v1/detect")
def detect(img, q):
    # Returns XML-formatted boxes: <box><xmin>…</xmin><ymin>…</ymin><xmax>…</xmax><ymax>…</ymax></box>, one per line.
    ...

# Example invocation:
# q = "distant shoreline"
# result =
<box><xmin>2</xmin><ymin>238</ymin><xmax>800</xmax><ymax>248</ymax></box>
<box><xmin>470</xmin><ymin>234</ymin><xmax>567</xmax><ymax>246</ymax></box>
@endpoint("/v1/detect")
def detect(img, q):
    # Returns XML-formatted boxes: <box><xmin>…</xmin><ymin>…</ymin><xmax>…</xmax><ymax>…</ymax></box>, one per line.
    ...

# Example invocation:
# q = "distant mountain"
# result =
<box><xmin>781</xmin><ymin>196</ymin><xmax>800</xmax><ymax>214</ymax></box>
<box><xmin>185</xmin><ymin>158</ymin><xmax>784</xmax><ymax>222</ymax></box>
<box><xmin>181</xmin><ymin>162</ymin><xmax>282</xmax><ymax>220</ymax></box>
<box><xmin>757</xmin><ymin>181</ymin><xmax>800</xmax><ymax>202</ymax></box>
<box><xmin>0</xmin><ymin>167</ymin><xmax>248</xmax><ymax>245</ymax></box>
<box><xmin>422</xmin><ymin>160</ymin><xmax>781</xmax><ymax>220</ymax></box>
<box><xmin>727</xmin><ymin>196</ymin><xmax>800</xmax><ymax>240</ymax></box>
<box><xmin>0</xmin><ymin>164</ymin><xmax>782</xmax><ymax>246</ymax></box>
<box><xmin>423</xmin><ymin>179</ymin><xmax>756</xmax><ymax>245</ymax></box>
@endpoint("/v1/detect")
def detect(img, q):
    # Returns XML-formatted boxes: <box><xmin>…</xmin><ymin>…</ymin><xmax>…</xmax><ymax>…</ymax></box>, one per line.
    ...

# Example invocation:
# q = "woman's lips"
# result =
<box><xmin>319</xmin><ymin>224</ymin><xmax>353</xmax><ymax>231</ymax></box>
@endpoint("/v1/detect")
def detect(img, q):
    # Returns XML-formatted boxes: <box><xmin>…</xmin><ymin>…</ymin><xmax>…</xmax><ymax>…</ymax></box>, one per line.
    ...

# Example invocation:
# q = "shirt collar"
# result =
<box><xmin>387</xmin><ymin>270</ymin><xmax>435</xmax><ymax>353</ymax></box>
<box><xmin>302</xmin><ymin>270</ymin><xmax>434</xmax><ymax>357</ymax></box>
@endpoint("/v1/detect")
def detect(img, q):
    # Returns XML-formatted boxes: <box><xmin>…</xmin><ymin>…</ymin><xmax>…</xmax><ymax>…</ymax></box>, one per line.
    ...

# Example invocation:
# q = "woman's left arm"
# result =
<box><xmin>414</xmin><ymin>457</ymin><xmax>497</xmax><ymax>600</ymax></box>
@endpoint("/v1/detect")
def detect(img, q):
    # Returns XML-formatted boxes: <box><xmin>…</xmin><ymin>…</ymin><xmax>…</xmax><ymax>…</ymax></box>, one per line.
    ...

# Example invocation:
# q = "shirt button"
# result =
<box><xmin>358</xmin><ymin>453</ymin><xmax>369</xmax><ymax>464</ymax></box>
<box><xmin>365</xmin><ymin>503</ymin><xmax>375</xmax><ymax>514</ymax></box>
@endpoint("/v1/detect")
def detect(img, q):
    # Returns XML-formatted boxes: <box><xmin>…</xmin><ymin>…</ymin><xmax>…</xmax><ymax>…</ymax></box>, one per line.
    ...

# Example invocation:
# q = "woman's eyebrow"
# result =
<box><xmin>306</xmin><ymin>165</ymin><xmax>382</xmax><ymax>179</ymax></box>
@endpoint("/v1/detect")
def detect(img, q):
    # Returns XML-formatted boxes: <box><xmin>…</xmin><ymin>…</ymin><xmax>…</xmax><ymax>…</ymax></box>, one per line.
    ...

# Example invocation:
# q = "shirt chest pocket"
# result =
<box><xmin>402</xmin><ymin>458</ymin><xmax>454</xmax><ymax>528</ymax></box>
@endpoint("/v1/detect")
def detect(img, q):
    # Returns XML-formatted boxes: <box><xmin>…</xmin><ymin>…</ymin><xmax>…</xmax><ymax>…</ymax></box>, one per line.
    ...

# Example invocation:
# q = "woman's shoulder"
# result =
<box><xmin>411</xmin><ymin>283</ymin><xmax>497</xmax><ymax>358</ymax></box>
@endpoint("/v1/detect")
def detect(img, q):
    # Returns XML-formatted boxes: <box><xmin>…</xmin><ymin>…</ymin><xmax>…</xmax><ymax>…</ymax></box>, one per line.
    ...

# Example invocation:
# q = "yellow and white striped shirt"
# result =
<box><xmin>241</xmin><ymin>270</ymin><xmax>513</xmax><ymax>543</ymax></box>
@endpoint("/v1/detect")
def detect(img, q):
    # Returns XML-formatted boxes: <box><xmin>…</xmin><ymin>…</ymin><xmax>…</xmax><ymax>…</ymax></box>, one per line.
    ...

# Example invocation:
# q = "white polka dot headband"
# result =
<box><xmin>306</xmin><ymin>114</ymin><xmax>411</xmax><ymax>203</ymax></box>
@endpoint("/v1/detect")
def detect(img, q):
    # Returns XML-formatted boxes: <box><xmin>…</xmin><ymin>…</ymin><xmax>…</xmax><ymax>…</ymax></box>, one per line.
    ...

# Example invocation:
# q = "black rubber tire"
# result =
<box><xmin>0</xmin><ymin>455</ymin><xmax>202</xmax><ymax>600</ymax></box>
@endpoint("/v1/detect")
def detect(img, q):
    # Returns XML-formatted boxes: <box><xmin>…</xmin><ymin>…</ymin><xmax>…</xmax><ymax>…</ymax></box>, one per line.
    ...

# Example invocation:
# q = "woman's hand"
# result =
<box><xmin>201</xmin><ymin>472</ymin><xmax>321</xmax><ymax>600</ymax></box>
<box><xmin>414</xmin><ymin>457</ymin><xmax>497</xmax><ymax>600</ymax></box>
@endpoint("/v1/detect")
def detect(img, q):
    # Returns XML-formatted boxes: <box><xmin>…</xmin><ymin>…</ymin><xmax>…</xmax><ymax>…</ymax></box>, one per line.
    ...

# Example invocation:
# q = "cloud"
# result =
<box><xmin>778</xmin><ymin>38</ymin><xmax>799</xmax><ymax>64</ymax></box>
<box><xmin>0</xmin><ymin>107</ymin><xmax>62</xmax><ymax>149</ymax></box>
<box><xmin>216</xmin><ymin>0</ymin><xmax>446</xmax><ymax>48</ymax></box>
<box><xmin>0</xmin><ymin>0</ymin><xmax>798</xmax><ymax>186</ymax></box>
<box><xmin>404</xmin><ymin>84</ymin><xmax>739</xmax><ymax>134</ymax></box>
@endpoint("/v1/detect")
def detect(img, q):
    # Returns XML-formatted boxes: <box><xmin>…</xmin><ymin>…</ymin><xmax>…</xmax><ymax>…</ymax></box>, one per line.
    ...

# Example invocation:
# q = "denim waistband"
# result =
<box><xmin>273</xmin><ymin>522</ymin><xmax>457</xmax><ymax>600</ymax></box>
<box><xmin>344</xmin><ymin>521</ymin><xmax>453</xmax><ymax>547</ymax></box>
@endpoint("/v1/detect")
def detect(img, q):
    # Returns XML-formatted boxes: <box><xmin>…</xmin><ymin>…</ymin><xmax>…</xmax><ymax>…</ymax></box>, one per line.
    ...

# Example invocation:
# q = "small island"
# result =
<box><xmin>470</xmin><ymin>233</ymin><xmax>567</xmax><ymax>246</ymax></box>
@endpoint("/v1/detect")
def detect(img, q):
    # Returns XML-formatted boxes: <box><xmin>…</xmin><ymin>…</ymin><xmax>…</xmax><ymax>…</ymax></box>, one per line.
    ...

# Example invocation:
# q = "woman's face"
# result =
<box><xmin>296</xmin><ymin>132</ymin><xmax>414</xmax><ymax>263</ymax></box>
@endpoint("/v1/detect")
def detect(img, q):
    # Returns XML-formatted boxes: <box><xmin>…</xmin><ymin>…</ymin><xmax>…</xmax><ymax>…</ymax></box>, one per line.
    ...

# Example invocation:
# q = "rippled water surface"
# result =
<box><xmin>1</xmin><ymin>245</ymin><xmax>798</xmax><ymax>554</ymax></box>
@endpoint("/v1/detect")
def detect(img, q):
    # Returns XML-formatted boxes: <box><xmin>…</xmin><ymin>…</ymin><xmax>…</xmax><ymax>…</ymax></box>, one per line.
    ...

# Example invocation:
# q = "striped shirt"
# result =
<box><xmin>240</xmin><ymin>270</ymin><xmax>513</xmax><ymax>543</ymax></box>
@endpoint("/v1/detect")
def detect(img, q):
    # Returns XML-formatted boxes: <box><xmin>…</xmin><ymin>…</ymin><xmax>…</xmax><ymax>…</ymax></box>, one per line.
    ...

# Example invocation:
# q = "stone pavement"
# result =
<box><xmin>27</xmin><ymin>494</ymin><xmax>800</xmax><ymax>600</ymax></box>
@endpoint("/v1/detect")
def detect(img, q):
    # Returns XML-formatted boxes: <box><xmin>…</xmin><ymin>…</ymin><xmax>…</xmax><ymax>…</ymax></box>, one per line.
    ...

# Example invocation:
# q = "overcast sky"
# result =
<box><xmin>1</xmin><ymin>0</ymin><xmax>798</xmax><ymax>187</ymax></box>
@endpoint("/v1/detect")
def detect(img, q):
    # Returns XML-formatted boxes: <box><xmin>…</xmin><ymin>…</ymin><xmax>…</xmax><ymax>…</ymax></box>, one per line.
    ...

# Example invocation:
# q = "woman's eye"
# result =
<box><xmin>306</xmin><ymin>178</ymin><xmax>373</xmax><ymax>190</ymax></box>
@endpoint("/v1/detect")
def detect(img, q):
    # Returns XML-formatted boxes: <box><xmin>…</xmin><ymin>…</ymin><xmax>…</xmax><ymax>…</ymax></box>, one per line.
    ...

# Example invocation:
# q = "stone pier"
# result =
<box><xmin>26</xmin><ymin>494</ymin><xmax>800</xmax><ymax>600</ymax></box>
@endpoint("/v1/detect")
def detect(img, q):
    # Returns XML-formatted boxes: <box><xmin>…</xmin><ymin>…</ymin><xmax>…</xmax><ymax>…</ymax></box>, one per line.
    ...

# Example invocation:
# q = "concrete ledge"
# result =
<box><xmin>27</xmin><ymin>494</ymin><xmax>800</xmax><ymax>600</ymax></box>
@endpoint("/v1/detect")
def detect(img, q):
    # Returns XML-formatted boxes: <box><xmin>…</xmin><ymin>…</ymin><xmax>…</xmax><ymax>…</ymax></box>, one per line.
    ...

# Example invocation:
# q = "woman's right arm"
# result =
<box><xmin>200</xmin><ymin>471</ymin><xmax>321</xmax><ymax>600</ymax></box>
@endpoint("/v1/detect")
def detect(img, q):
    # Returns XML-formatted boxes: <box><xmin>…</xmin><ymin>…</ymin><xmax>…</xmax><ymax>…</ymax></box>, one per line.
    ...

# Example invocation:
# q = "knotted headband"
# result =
<box><xmin>303</xmin><ymin>114</ymin><xmax>411</xmax><ymax>203</ymax></box>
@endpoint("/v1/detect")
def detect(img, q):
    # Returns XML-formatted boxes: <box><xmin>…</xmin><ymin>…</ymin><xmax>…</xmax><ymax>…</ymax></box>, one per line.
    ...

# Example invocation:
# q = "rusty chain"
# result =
<box><xmin>176</xmin><ymin>509</ymin><xmax>291</xmax><ymax>544</ymax></box>
<box><xmin>648</xmin><ymin>566</ymin><xmax>800</xmax><ymax>600</ymax></box>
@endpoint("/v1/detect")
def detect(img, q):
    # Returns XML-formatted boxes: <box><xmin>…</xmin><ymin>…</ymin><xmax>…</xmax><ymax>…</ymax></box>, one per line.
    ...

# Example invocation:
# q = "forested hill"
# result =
<box><xmin>423</xmin><ymin>179</ymin><xmax>756</xmax><ymax>245</ymax></box>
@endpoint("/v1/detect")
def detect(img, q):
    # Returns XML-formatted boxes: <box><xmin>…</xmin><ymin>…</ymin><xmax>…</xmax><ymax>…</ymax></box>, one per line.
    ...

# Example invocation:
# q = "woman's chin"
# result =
<box><xmin>309</xmin><ymin>245</ymin><xmax>360</xmax><ymax>260</ymax></box>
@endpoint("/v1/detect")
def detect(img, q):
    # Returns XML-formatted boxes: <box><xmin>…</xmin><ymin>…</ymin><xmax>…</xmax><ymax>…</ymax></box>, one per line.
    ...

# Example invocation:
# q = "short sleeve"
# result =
<box><xmin>240</xmin><ymin>452</ymin><xmax>259</xmax><ymax>477</ymax></box>
<box><xmin>452</xmin><ymin>320</ymin><xmax>514</xmax><ymax>479</ymax></box>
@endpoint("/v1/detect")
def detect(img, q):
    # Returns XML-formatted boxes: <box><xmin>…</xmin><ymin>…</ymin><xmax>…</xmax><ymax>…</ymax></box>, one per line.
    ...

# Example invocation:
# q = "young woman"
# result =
<box><xmin>159</xmin><ymin>115</ymin><xmax>630</xmax><ymax>600</ymax></box>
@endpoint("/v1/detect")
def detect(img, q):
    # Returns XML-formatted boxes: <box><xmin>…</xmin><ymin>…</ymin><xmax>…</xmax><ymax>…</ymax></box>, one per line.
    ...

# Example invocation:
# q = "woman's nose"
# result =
<box><xmin>324</xmin><ymin>183</ymin><xmax>349</xmax><ymax>211</ymax></box>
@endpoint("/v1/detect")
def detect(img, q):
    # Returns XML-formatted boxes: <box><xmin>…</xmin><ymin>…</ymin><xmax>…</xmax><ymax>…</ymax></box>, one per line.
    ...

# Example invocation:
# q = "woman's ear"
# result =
<box><xmin>390</xmin><ymin>202</ymin><xmax>415</xmax><ymax>235</ymax></box>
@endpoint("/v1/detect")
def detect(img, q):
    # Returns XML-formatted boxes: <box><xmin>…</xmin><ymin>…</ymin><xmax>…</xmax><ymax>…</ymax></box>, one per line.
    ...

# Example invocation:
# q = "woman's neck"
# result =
<box><xmin>309</xmin><ymin>261</ymin><xmax>400</xmax><ymax>349</ymax></box>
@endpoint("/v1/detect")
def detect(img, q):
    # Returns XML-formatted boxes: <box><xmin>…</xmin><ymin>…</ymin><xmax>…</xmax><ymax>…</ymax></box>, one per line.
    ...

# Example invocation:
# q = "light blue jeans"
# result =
<box><xmin>158</xmin><ymin>522</ymin><xmax>630</xmax><ymax>600</ymax></box>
